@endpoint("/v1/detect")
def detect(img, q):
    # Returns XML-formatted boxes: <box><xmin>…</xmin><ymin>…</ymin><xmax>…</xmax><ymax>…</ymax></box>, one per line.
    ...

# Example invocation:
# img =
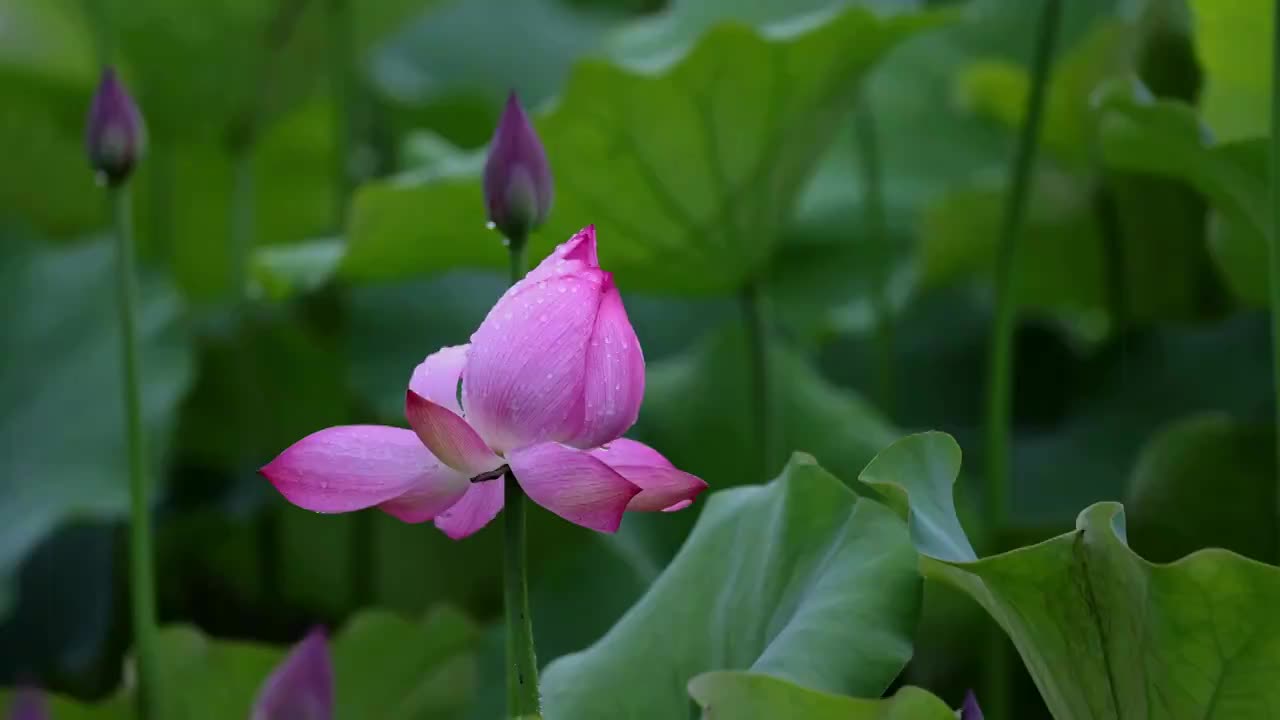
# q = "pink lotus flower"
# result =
<box><xmin>262</xmin><ymin>226</ymin><xmax>706</xmax><ymax>536</ymax></box>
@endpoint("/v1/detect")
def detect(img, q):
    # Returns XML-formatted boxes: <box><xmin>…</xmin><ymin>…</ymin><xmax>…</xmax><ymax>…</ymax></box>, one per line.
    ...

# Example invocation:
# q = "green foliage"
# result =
<box><xmin>0</xmin><ymin>235</ymin><xmax>193</xmax><ymax>617</ymax></box>
<box><xmin>0</xmin><ymin>607</ymin><xmax>476</xmax><ymax>719</ymax></box>
<box><xmin>639</xmin><ymin>326</ymin><xmax>899</xmax><ymax>487</ymax></box>
<box><xmin>867</xmin><ymin>432</ymin><xmax>1280</xmax><ymax>720</ymax></box>
<box><xmin>687</xmin><ymin>672</ymin><xmax>957</xmax><ymax>719</ymax></box>
<box><xmin>256</xmin><ymin>6</ymin><xmax>944</xmax><ymax>297</ymax></box>
<box><xmin>540</xmin><ymin>455</ymin><xmax>922</xmax><ymax>717</ymax></box>
<box><xmin>1126</xmin><ymin>413</ymin><xmax>1275</xmax><ymax>564</ymax></box>
<box><xmin>1094</xmin><ymin>80</ymin><xmax>1268</xmax><ymax>306</ymax></box>
<box><xmin>1188</xmin><ymin>0</ymin><xmax>1272</xmax><ymax>141</ymax></box>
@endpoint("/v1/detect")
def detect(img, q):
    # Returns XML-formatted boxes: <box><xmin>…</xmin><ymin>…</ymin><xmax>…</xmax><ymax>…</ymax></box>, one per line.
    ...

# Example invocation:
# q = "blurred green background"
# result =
<box><xmin>1</xmin><ymin>0</ymin><xmax>1275</xmax><ymax>717</ymax></box>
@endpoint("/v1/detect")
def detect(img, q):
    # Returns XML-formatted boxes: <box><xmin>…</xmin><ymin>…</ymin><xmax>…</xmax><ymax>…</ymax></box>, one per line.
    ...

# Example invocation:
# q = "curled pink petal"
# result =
<box><xmin>434</xmin><ymin>479</ymin><xmax>505</xmax><ymax>539</ymax></box>
<box><xmin>507</xmin><ymin>442</ymin><xmax>640</xmax><ymax>533</ymax></box>
<box><xmin>463</xmin><ymin>245</ymin><xmax>607</xmax><ymax>453</ymax></box>
<box><xmin>590</xmin><ymin>439</ymin><xmax>707</xmax><ymax>512</ymax></box>
<box><xmin>260</xmin><ymin>425</ymin><xmax>468</xmax><ymax>515</ymax></box>
<box><xmin>408</xmin><ymin>345</ymin><xmax>468</xmax><ymax>416</ymax></box>
<box><xmin>252</xmin><ymin>627</ymin><xmax>333</xmax><ymax>720</ymax></box>
<box><xmin>566</xmin><ymin>282</ymin><xmax>645</xmax><ymax>449</ymax></box>
<box><xmin>406</xmin><ymin>390</ymin><xmax>503</xmax><ymax>476</ymax></box>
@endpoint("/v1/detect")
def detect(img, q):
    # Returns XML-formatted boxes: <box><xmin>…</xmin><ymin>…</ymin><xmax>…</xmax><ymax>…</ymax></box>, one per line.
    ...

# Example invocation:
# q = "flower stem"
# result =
<box><xmin>112</xmin><ymin>186</ymin><xmax>161</xmax><ymax>718</ymax></box>
<box><xmin>740</xmin><ymin>282</ymin><xmax>774</xmax><ymax>478</ymax></box>
<box><xmin>1269</xmin><ymin>0</ymin><xmax>1280</xmax><ymax>560</ymax></box>
<box><xmin>981</xmin><ymin>0</ymin><xmax>1062</xmax><ymax>717</ymax></box>
<box><xmin>853</xmin><ymin>97</ymin><xmax>894</xmax><ymax>416</ymax></box>
<box><xmin>503</xmin><ymin>238</ymin><xmax>540</xmax><ymax>719</ymax></box>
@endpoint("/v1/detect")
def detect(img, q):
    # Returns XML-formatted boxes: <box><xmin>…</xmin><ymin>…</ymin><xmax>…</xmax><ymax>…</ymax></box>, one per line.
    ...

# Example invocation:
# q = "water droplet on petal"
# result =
<box><xmin>558</xmin><ymin>286</ymin><xmax>567</xmax><ymax>293</ymax></box>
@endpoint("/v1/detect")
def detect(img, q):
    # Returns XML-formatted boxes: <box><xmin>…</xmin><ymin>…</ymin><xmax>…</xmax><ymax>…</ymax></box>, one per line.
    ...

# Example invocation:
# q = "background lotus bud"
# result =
<box><xmin>85</xmin><ymin>68</ymin><xmax>147</xmax><ymax>186</ymax></box>
<box><xmin>959</xmin><ymin>690</ymin><xmax>983</xmax><ymax>720</ymax></box>
<box><xmin>483</xmin><ymin>91</ymin><xmax>553</xmax><ymax>243</ymax></box>
<box><xmin>251</xmin><ymin>628</ymin><xmax>333</xmax><ymax>720</ymax></box>
<box><xmin>8</xmin><ymin>686</ymin><xmax>46</xmax><ymax>720</ymax></box>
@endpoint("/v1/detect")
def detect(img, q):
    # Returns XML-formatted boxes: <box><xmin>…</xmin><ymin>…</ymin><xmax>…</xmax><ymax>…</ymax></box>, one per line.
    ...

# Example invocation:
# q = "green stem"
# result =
<box><xmin>1269</xmin><ymin>0</ymin><xmax>1280</xmax><ymax>560</ymax></box>
<box><xmin>740</xmin><ymin>282</ymin><xmax>774</xmax><ymax>479</ymax></box>
<box><xmin>982</xmin><ymin>0</ymin><xmax>1062</xmax><ymax>717</ymax></box>
<box><xmin>327</xmin><ymin>0</ymin><xmax>355</xmax><ymax>225</ymax></box>
<box><xmin>853</xmin><ymin>98</ymin><xmax>894</xmax><ymax>416</ymax></box>
<box><xmin>503</xmin><ymin>239</ymin><xmax>540</xmax><ymax>719</ymax></box>
<box><xmin>113</xmin><ymin>186</ymin><xmax>160</xmax><ymax>719</ymax></box>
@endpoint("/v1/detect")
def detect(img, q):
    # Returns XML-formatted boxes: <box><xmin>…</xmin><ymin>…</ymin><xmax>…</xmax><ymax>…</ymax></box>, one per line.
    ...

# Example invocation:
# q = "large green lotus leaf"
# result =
<box><xmin>688</xmin><ymin>672</ymin><xmax>956</xmax><ymax>720</ymax></box>
<box><xmin>1188</xmin><ymin>0</ymin><xmax>1271</xmax><ymax>141</ymax></box>
<box><xmin>0</xmin><ymin>607</ymin><xmax>477</xmax><ymax>719</ymax></box>
<box><xmin>867</xmin><ymin>432</ymin><xmax>1280</xmax><ymax>720</ymax></box>
<box><xmin>1126</xmin><ymin>413</ymin><xmax>1274</xmax><ymax>564</ymax></box>
<box><xmin>928</xmin><ymin>504</ymin><xmax>1280</xmax><ymax>719</ymax></box>
<box><xmin>0</xmin><ymin>235</ymin><xmax>194</xmax><ymax>619</ymax></box>
<box><xmin>1094</xmin><ymin>80</ymin><xmax>1268</xmax><ymax>306</ymax></box>
<box><xmin>638</xmin><ymin>325</ymin><xmax>899</xmax><ymax>490</ymax></box>
<box><xmin>257</xmin><ymin>7</ymin><xmax>943</xmax><ymax>298</ymax></box>
<box><xmin>539</xmin><ymin>455</ymin><xmax>922</xmax><ymax>718</ymax></box>
<box><xmin>371</xmin><ymin>0</ymin><xmax>615</xmax><ymax>111</ymax></box>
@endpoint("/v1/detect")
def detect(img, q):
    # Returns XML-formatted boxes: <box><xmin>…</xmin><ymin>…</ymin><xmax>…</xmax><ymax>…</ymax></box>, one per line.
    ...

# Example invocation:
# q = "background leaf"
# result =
<box><xmin>0</xmin><ymin>235</ymin><xmax>194</xmax><ymax>619</ymax></box>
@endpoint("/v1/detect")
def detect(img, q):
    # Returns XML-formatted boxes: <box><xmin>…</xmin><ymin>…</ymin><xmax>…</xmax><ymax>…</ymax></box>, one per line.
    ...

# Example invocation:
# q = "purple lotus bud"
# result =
<box><xmin>85</xmin><ymin>68</ymin><xmax>147</xmax><ymax>186</ymax></box>
<box><xmin>8</xmin><ymin>686</ymin><xmax>47</xmax><ymax>720</ymax></box>
<box><xmin>251</xmin><ymin>627</ymin><xmax>333</xmax><ymax>720</ymax></box>
<box><xmin>959</xmin><ymin>690</ymin><xmax>983</xmax><ymax>720</ymax></box>
<box><xmin>483</xmin><ymin>91</ymin><xmax>553</xmax><ymax>243</ymax></box>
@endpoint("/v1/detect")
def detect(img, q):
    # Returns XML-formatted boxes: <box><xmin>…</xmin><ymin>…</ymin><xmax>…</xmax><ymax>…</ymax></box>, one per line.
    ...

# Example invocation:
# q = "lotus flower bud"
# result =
<box><xmin>483</xmin><ymin>91</ymin><xmax>553</xmax><ymax>243</ymax></box>
<box><xmin>85</xmin><ymin>68</ymin><xmax>147</xmax><ymax>186</ymax></box>
<box><xmin>7</xmin><ymin>686</ymin><xmax>46</xmax><ymax>720</ymax></box>
<box><xmin>958</xmin><ymin>690</ymin><xmax>983</xmax><ymax>720</ymax></box>
<box><xmin>251</xmin><ymin>628</ymin><xmax>333</xmax><ymax>720</ymax></box>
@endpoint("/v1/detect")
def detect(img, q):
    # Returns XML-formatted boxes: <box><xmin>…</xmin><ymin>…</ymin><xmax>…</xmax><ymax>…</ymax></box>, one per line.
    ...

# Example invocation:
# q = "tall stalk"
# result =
<box><xmin>1269</xmin><ymin>0</ymin><xmax>1280</xmax><ymax>556</ymax></box>
<box><xmin>981</xmin><ymin>0</ymin><xmax>1063</xmax><ymax>717</ymax></box>
<box><xmin>503</xmin><ymin>240</ymin><xmax>541</xmax><ymax>719</ymax></box>
<box><xmin>113</xmin><ymin>186</ymin><xmax>161</xmax><ymax>718</ymax></box>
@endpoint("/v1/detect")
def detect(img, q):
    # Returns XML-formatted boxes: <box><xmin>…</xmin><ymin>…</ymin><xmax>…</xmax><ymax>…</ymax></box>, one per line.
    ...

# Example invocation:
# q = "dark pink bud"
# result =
<box><xmin>483</xmin><ymin>91</ymin><xmax>553</xmax><ymax>242</ymax></box>
<box><xmin>7</xmin><ymin>686</ymin><xmax>47</xmax><ymax>720</ymax></box>
<box><xmin>959</xmin><ymin>690</ymin><xmax>983</xmax><ymax>720</ymax></box>
<box><xmin>251</xmin><ymin>627</ymin><xmax>333</xmax><ymax>720</ymax></box>
<box><xmin>85</xmin><ymin>68</ymin><xmax>147</xmax><ymax>186</ymax></box>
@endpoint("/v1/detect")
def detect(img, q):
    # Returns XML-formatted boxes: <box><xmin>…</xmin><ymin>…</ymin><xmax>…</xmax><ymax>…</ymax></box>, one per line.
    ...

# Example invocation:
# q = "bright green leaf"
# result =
<box><xmin>1094</xmin><ymin>79</ymin><xmax>1268</xmax><ymax>306</ymax></box>
<box><xmin>540</xmin><ymin>455</ymin><xmax>922</xmax><ymax>717</ymax></box>
<box><xmin>869</xmin><ymin>432</ymin><xmax>1280</xmax><ymax>720</ymax></box>
<box><xmin>688</xmin><ymin>672</ymin><xmax>957</xmax><ymax>720</ymax></box>
<box><xmin>857</xmin><ymin>431</ymin><xmax>976</xmax><ymax>562</ymax></box>
<box><xmin>1189</xmin><ymin>0</ymin><xmax>1273</xmax><ymax>141</ymax></box>
<box><xmin>0</xmin><ymin>235</ymin><xmax>194</xmax><ymax>619</ymax></box>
